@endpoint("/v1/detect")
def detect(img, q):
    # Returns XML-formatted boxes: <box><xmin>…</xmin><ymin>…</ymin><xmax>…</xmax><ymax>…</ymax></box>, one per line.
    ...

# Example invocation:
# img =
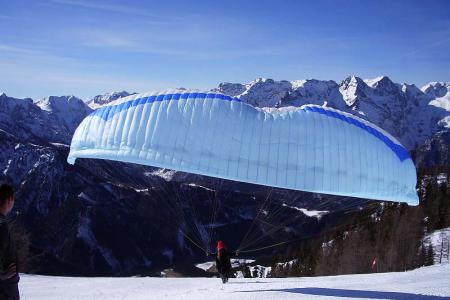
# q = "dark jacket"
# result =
<box><xmin>215</xmin><ymin>249</ymin><xmax>233</xmax><ymax>275</ymax></box>
<box><xmin>0</xmin><ymin>213</ymin><xmax>19</xmax><ymax>300</ymax></box>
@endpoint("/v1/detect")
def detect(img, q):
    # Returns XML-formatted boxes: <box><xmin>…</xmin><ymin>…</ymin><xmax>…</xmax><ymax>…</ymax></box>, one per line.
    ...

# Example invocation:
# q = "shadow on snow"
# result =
<box><xmin>237</xmin><ymin>287</ymin><xmax>450</xmax><ymax>299</ymax></box>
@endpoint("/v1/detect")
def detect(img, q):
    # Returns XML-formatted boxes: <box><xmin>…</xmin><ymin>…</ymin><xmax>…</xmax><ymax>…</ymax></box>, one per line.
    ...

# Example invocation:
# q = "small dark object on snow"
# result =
<box><xmin>215</xmin><ymin>241</ymin><xmax>235</xmax><ymax>284</ymax></box>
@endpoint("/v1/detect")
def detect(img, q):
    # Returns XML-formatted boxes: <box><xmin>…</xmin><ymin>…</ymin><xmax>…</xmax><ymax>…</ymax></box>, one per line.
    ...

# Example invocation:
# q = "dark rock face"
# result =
<box><xmin>415</xmin><ymin>131</ymin><xmax>450</xmax><ymax>168</ymax></box>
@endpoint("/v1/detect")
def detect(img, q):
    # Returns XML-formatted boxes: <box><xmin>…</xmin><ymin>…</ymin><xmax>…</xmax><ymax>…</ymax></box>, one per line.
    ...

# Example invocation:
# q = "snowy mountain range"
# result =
<box><xmin>0</xmin><ymin>75</ymin><xmax>449</xmax><ymax>276</ymax></box>
<box><xmin>83</xmin><ymin>76</ymin><xmax>449</xmax><ymax>151</ymax></box>
<box><xmin>213</xmin><ymin>76</ymin><xmax>449</xmax><ymax>151</ymax></box>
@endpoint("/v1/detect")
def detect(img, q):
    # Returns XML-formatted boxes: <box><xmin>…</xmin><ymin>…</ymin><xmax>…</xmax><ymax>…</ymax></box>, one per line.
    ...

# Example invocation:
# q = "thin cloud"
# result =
<box><xmin>50</xmin><ymin>0</ymin><xmax>169</xmax><ymax>20</ymax></box>
<box><xmin>71</xmin><ymin>32</ymin><xmax>293</xmax><ymax>58</ymax></box>
<box><xmin>0</xmin><ymin>44</ymin><xmax>37</xmax><ymax>54</ymax></box>
<box><xmin>0</xmin><ymin>42</ymin><xmax>85</xmax><ymax>66</ymax></box>
<box><xmin>62</xmin><ymin>22</ymin><xmax>299</xmax><ymax>59</ymax></box>
<box><xmin>0</xmin><ymin>59</ymin><xmax>176</xmax><ymax>100</ymax></box>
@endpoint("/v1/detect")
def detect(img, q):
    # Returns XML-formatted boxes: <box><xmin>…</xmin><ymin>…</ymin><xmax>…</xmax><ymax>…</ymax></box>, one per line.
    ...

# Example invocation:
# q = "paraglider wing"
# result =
<box><xmin>68</xmin><ymin>91</ymin><xmax>419</xmax><ymax>205</ymax></box>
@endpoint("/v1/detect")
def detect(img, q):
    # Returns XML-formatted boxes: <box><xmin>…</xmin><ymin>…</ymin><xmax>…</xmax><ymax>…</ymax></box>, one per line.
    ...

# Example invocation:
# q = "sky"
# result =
<box><xmin>1</xmin><ymin>0</ymin><xmax>450</xmax><ymax>100</ymax></box>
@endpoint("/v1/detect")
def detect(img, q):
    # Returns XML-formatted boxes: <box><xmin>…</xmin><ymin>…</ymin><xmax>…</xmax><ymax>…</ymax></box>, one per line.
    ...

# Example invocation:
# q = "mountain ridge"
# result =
<box><xmin>85</xmin><ymin>76</ymin><xmax>449</xmax><ymax>150</ymax></box>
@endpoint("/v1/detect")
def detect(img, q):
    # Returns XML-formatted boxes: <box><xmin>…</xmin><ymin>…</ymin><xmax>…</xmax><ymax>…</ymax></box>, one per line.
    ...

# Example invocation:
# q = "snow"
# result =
<box><xmin>100</xmin><ymin>89</ymin><xmax>192</xmax><ymax>108</ymax></box>
<box><xmin>339</xmin><ymin>76</ymin><xmax>362</xmax><ymax>106</ymax></box>
<box><xmin>290</xmin><ymin>79</ymin><xmax>307</xmax><ymax>90</ymax></box>
<box><xmin>88</xmin><ymin>91</ymin><xmax>133</xmax><ymax>109</ymax></box>
<box><xmin>436</xmin><ymin>173</ymin><xmax>448</xmax><ymax>185</ymax></box>
<box><xmin>212</xmin><ymin>76</ymin><xmax>449</xmax><ymax>151</ymax></box>
<box><xmin>322</xmin><ymin>239</ymin><xmax>334</xmax><ymax>248</ymax></box>
<box><xmin>276</xmin><ymin>259</ymin><xmax>298</xmax><ymax>269</ymax></box>
<box><xmin>423</xmin><ymin>227</ymin><xmax>450</xmax><ymax>265</ymax></box>
<box><xmin>195</xmin><ymin>259</ymin><xmax>256</xmax><ymax>272</ymax></box>
<box><xmin>213</xmin><ymin>82</ymin><xmax>246</xmax><ymax>97</ymax></box>
<box><xmin>282</xmin><ymin>203</ymin><xmax>328</xmax><ymax>219</ymax></box>
<box><xmin>231</xmin><ymin>259</ymin><xmax>256</xmax><ymax>268</ymax></box>
<box><xmin>36</xmin><ymin>95</ymin><xmax>92</xmax><ymax>133</ymax></box>
<box><xmin>195</xmin><ymin>261</ymin><xmax>216</xmax><ymax>271</ymax></box>
<box><xmin>49</xmin><ymin>142</ymin><xmax>69</xmax><ymax>148</ymax></box>
<box><xmin>148</xmin><ymin>169</ymin><xmax>177</xmax><ymax>181</ymax></box>
<box><xmin>364</xmin><ymin>76</ymin><xmax>386</xmax><ymax>88</ymax></box>
<box><xmin>237</xmin><ymin>77</ymin><xmax>292</xmax><ymax>107</ymax></box>
<box><xmin>186</xmin><ymin>183</ymin><xmax>215</xmax><ymax>192</ymax></box>
<box><xmin>430</xmin><ymin>97</ymin><xmax>450</xmax><ymax>111</ymax></box>
<box><xmin>426</xmin><ymin>82</ymin><xmax>450</xmax><ymax>118</ymax></box>
<box><xmin>2</xmin><ymin>159</ymin><xmax>12</xmax><ymax>175</ymax></box>
<box><xmin>438</xmin><ymin>116</ymin><xmax>450</xmax><ymax>129</ymax></box>
<box><xmin>20</xmin><ymin>264</ymin><xmax>450</xmax><ymax>299</ymax></box>
<box><xmin>420</xmin><ymin>174</ymin><xmax>449</xmax><ymax>192</ymax></box>
<box><xmin>246</xmin><ymin>265</ymin><xmax>272</xmax><ymax>278</ymax></box>
<box><xmin>134</xmin><ymin>188</ymin><xmax>150</xmax><ymax>192</ymax></box>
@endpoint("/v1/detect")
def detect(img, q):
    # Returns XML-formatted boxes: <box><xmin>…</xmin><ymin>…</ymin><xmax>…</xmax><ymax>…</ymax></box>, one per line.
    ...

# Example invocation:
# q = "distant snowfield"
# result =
<box><xmin>20</xmin><ymin>264</ymin><xmax>450</xmax><ymax>299</ymax></box>
<box><xmin>196</xmin><ymin>259</ymin><xmax>256</xmax><ymax>272</ymax></box>
<box><xmin>281</xmin><ymin>203</ymin><xmax>329</xmax><ymax>219</ymax></box>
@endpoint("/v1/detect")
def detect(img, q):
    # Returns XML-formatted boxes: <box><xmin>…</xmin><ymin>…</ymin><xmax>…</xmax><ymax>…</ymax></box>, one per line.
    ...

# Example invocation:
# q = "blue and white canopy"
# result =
<box><xmin>68</xmin><ymin>91</ymin><xmax>419</xmax><ymax>205</ymax></box>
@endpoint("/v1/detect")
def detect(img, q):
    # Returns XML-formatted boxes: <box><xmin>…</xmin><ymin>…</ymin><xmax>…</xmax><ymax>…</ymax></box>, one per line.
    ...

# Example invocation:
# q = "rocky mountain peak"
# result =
<box><xmin>342</xmin><ymin>75</ymin><xmax>366</xmax><ymax>86</ymax></box>
<box><xmin>401</xmin><ymin>83</ymin><xmax>423</xmax><ymax>98</ymax></box>
<box><xmin>422</xmin><ymin>82</ymin><xmax>450</xmax><ymax>98</ymax></box>
<box><xmin>213</xmin><ymin>82</ymin><xmax>246</xmax><ymax>97</ymax></box>
<box><xmin>339</xmin><ymin>76</ymin><xmax>369</xmax><ymax>107</ymax></box>
<box><xmin>0</xmin><ymin>92</ymin><xmax>34</xmax><ymax>109</ymax></box>
<box><xmin>286</xmin><ymin>79</ymin><xmax>340</xmax><ymax>107</ymax></box>
<box><xmin>36</xmin><ymin>95</ymin><xmax>92</xmax><ymax>136</ymax></box>
<box><xmin>37</xmin><ymin>95</ymin><xmax>87</xmax><ymax>112</ymax></box>
<box><xmin>88</xmin><ymin>91</ymin><xmax>134</xmax><ymax>109</ymax></box>
<box><xmin>250</xmin><ymin>77</ymin><xmax>272</xmax><ymax>85</ymax></box>
<box><xmin>239</xmin><ymin>78</ymin><xmax>292</xmax><ymax>107</ymax></box>
<box><xmin>214</xmin><ymin>76</ymin><xmax>448</xmax><ymax>150</ymax></box>
<box><xmin>366</xmin><ymin>76</ymin><xmax>400</xmax><ymax>96</ymax></box>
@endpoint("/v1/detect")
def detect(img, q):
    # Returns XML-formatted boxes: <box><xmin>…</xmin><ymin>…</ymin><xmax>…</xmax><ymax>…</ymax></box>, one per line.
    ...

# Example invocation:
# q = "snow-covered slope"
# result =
<box><xmin>424</xmin><ymin>82</ymin><xmax>450</xmax><ymax>129</ymax></box>
<box><xmin>20</xmin><ymin>264</ymin><xmax>450</xmax><ymax>299</ymax></box>
<box><xmin>36</xmin><ymin>95</ymin><xmax>92</xmax><ymax>135</ymax></box>
<box><xmin>423</xmin><ymin>227</ymin><xmax>450</xmax><ymax>265</ymax></box>
<box><xmin>0</xmin><ymin>93</ymin><xmax>91</xmax><ymax>144</ymax></box>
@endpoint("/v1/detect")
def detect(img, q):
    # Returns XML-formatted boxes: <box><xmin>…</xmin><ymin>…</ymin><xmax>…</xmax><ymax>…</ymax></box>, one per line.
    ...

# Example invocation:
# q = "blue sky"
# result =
<box><xmin>1</xmin><ymin>0</ymin><xmax>449</xmax><ymax>100</ymax></box>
